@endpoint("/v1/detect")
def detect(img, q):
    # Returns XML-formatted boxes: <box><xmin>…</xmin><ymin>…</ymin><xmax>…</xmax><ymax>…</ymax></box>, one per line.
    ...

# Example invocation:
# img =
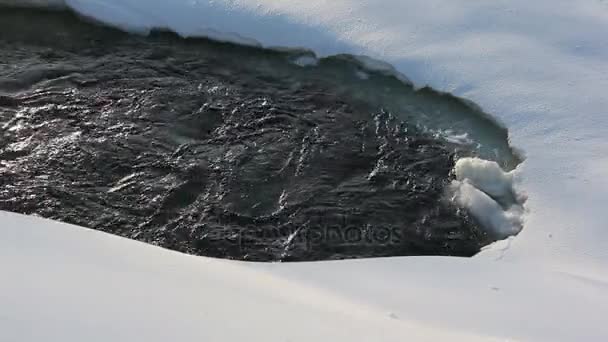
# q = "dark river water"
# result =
<box><xmin>0</xmin><ymin>7</ymin><xmax>519</xmax><ymax>261</ymax></box>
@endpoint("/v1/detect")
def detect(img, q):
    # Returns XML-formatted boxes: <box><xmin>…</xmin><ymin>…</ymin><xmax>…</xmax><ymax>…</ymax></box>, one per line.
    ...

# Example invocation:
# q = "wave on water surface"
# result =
<box><xmin>0</xmin><ymin>4</ymin><xmax>525</xmax><ymax>261</ymax></box>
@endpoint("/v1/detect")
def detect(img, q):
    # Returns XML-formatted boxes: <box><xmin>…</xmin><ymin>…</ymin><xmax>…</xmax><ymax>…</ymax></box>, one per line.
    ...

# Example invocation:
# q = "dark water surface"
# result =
<box><xmin>0</xmin><ymin>8</ymin><xmax>514</xmax><ymax>261</ymax></box>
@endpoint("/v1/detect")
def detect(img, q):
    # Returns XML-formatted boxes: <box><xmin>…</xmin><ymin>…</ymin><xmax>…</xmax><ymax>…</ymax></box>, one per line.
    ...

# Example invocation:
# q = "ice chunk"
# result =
<box><xmin>450</xmin><ymin>157</ymin><xmax>524</xmax><ymax>238</ymax></box>
<box><xmin>454</xmin><ymin>158</ymin><xmax>515</xmax><ymax>202</ymax></box>
<box><xmin>451</xmin><ymin>180</ymin><xmax>523</xmax><ymax>238</ymax></box>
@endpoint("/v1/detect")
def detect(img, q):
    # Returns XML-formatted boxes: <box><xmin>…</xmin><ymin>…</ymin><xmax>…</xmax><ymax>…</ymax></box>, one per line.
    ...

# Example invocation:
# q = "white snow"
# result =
<box><xmin>2</xmin><ymin>212</ymin><xmax>608</xmax><ymax>341</ymax></box>
<box><xmin>2</xmin><ymin>0</ymin><xmax>608</xmax><ymax>340</ymax></box>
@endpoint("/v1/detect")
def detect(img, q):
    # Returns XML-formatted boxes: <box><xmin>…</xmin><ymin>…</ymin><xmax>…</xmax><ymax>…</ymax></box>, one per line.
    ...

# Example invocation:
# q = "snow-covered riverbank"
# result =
<box><xmin>3</xmin><ymin>212</ymin><xmax>607</xmax><ymax>341</ymax></box>
<box><xmin>2</xmin><ymin>0</ymin><xmax>608</xmax><ymax>340</ymax></box>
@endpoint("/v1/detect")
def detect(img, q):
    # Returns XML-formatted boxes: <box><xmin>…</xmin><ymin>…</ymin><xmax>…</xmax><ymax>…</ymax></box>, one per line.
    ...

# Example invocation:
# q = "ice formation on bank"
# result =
<box><xmin>450</xmin><ymin>158</ymin><xmax>525</xmax><ymax>238</ymax></box>
<box><xmin>454</xmin><ymin>158</ymin><xmax>516</xmax><ymax>202</ymax></box>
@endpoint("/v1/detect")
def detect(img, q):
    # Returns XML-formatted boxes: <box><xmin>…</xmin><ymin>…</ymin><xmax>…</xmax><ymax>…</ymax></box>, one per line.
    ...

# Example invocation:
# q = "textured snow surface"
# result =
<box><xmin>2</xmin><ymin>0</ymin><xmax>608</xmax><ymax>340</ymax></box>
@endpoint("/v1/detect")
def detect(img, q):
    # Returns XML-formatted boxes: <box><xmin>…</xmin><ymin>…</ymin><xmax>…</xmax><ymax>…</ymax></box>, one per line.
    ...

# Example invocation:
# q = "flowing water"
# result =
<box><xmin>0</xmin><ymin>7</ymin><xmax>520</xmax><ymax>261</ymax></box>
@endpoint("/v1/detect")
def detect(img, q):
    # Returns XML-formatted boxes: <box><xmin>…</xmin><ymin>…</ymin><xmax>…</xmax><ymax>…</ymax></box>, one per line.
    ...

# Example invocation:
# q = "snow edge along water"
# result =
<box><xmin>54</xmin><ymin>0</ymin><xmax>608</xmax><ymax>268</ymax></box>
<box><xmin>0</xmin><ymin>0</ymin><xmax>527</xmax><ymax>242</ymax></box>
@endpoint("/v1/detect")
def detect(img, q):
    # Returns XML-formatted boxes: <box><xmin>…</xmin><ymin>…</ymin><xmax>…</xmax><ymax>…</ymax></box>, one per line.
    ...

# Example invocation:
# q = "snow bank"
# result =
<box><xmin>0</xmin><ymin>213</ymin><xmax>495</xmax><ymax>342</ymax></box>
<box><xmin>2</xmin><ymin>212</ymin><xmax>608</xmax><ymax>341</ymax></box>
